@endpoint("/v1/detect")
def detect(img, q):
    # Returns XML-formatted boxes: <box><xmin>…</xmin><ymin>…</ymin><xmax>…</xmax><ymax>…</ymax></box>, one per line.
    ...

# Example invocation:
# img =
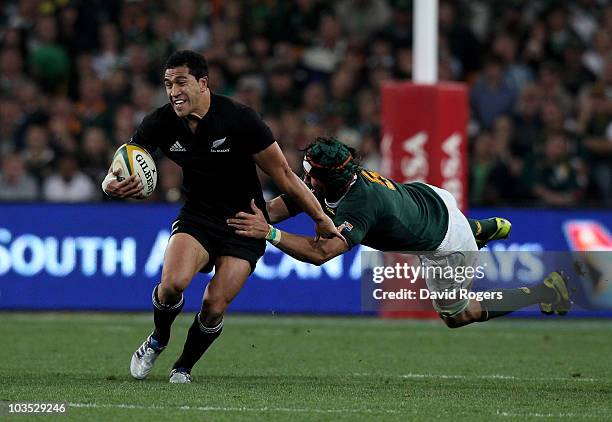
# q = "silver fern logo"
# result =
<box><xmin>212</xmin><ymin>137</ymin><xmax>227</xmax><ymax>148</ymax></box>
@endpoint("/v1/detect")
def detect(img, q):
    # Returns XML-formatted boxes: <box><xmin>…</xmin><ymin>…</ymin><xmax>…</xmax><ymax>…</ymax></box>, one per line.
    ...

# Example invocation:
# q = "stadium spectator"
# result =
<box><xmin>561</xmin><ymin>40</ymin><xmax>597</xmax><ymax>95</ymax></box>
<box><xmin>0</xmin><ymin>47</ymin><xmax>26</xmax><ymax>95</ymax></box>
<box><xmin>512</xmin><ymin>84</ymin><xmax>543</xmax><ymax>156</ymax></box>
<box><xmin>171</xmin><ymin>0</ymin><xmax>210</xmax><ymax>52</ymax></box>
<box><xmin>302</xmin><ymin>14</ymin><xmax>346</xmax><ymax>75</ymax></box>
<box><xmin>268</xmin><ymin>0</ymin><xmax>329</xmax><ymax>46</ymax></box>
<box><xmin>577</xmin><ymin>81</ymin><xmax>612</xmax><ymax>205</ymax></box>
<box><xmin>491</xmin><ymin>32</ymin><xmax>534</xmax><ymax>91</ymax></box>
<box><xmin>393</xmin><ymin>45</ymin><xmax>412</xmax><ymax>79</ymax></box>
<box><xmin>75</xmin><ymin>77</ymin><xmax>112</xmax><ymax>132</ymax></box>
<box><xmin>380</xmin><ymin>0</ymin><xmax>411</xmax><ymax>47</ymax></box>
<box><xmin>359</xmin><ymin>127</ymin><xmax>382</xmax><ymax>172</ymax></box>
<box><xmin>469</xmin><ymin>131</ymin><xmax>515</xmax><ymax>206</ymax></box>
<box><xmin>583</xmin><ymin>28</ymin><xmax>611</xmax><ymax>78</ymax></box>
<box><xmin>80</xmin><ymin>126</ymin><xmax>112</xmax><ymax>187</ymax></box>
<box><xmin>234</xmin><ymin>74</ymin><xmax>265</xmax><ymax>114</ymax></box>
<box><xmin>0</xmin><ymin>97</ymin><xmax>21</xmax><ymax>156</ymax></box>
<box><xmin>48</xmin><ymin>97</ymin><xmax>80</xmax><ymax>155</ymax></box>
<box><xmin>158</xmin><ymin>158</ymin><xmax>183</xmax><ymax>203</ymax></box>
<box><xmin>300</xmin><ymin>81</ymin><xmax>327</xmax><ymax>124</ymax></box>
<box><xmin>544</xmin><ymin>4</ymin><xmax>580</xmax><ymax>62</ymax></box>
<box><xmin>21</xmin><ymin>124</ymin><xmax>54</xmax><ymax>183</ymax></box>
<box><xmin>528</xmin><ymin>131</ymin><xmax>584</xmax><ymax>207</ymax></box>
<box><xmin>112</xmin><ymin>104</ymin><xmax>136</xmax><ymax>147</ymax></box>
<box><xmin>0</xmin><ymin>152</ymin><xmax>38</xmax><ymax>201</ymax></box>
<box><xmin>335</xmin><ymin>0</ymin><xmax>392</xmax><ymax>43</ymax></box>
<box><xmin>42</xmin><ymin>154</ymin><xmax>98</xmax><ymax>202</ymax></box>
<box><xmin>132</xmin><ymin>82</ymin><xmax>160</xmax><ymax>125</ymax></box>
<box><xmin>0</xmin><ymin>0</ymin><xmax>609</xmax><ymax>207</ymax></box>
<box><xmin>92</xmin><ymin>23</ymin><xmax>123</xmax><ymax>81</ymax></box>
<box><xmin>470</xmin><ymin>55</ymin><xmax>519</xmax><ymax>130</ymax></box>
<box><xmin>264</xmin><ymin>64</ymin><xmax>299</xmax><ymax>116</ymax></box>
<box><xmin>328</xmin><ymin>67</ymin><xmax>358</xmax><ymax>124</ymax></box>
<box><xmin>356</xmin><ymin>89</ymin><xmax>380</xmax><ymax>130</ymax></box>
<box><xmin>569</xmin><ymin>0</ymin><xmax>601</xmax><ymax>44</ymax></box>
<box><xmin>28</xmin><ymin>14</ymin><xmax>70</xmax><ymax>94</ymax></box>
<box><xmin>538</xmin><ymin>61</ymin><xmax>574</xmax><ymax>114</ymax></box>
<box><xmin>438</xmin><ymin>0</ymin><xmax>481</xmax><ymax>77</ymax></box>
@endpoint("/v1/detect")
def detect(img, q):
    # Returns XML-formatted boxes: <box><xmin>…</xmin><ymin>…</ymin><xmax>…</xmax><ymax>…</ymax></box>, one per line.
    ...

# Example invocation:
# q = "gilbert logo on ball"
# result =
<box><xmin>112</xmin><ymin>143</ymin><xmax>158</xmax><ymax>197</ymax></box>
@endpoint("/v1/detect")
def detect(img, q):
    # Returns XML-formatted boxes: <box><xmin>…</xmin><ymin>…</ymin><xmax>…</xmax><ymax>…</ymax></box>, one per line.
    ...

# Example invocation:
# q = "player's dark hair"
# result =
<box><xmin>165</xmin><ymin>50</ymin><xmax>209</xmax><ymax>80</ymax></box>
<box><xmin>302</xmin><ymin>137</ymin><xmax>361</xmax><ymax>192</ymax></box>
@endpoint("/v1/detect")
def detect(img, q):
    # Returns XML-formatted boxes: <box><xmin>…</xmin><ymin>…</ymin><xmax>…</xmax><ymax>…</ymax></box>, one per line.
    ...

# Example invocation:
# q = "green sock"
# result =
<box><xmin>468</xmin><ymin>218</ymin><xmax>498</xmax><ymax>241</ymax></box>
<box><xmin>479</xmin><ymin>284</ymin><xmax>557</xmax><ymax>321</ymax></box>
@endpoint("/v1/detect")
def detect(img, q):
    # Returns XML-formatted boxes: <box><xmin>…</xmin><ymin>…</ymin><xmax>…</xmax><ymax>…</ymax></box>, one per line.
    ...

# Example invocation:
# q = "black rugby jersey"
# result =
<box><xmin>130</xmin><ymin>93</ymin><xmax>275</xmax><ymax>220</ymax></box>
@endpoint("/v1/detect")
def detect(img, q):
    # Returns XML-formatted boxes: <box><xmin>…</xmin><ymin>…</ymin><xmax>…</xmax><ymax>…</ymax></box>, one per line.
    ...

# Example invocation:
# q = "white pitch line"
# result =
<box><xmin>68</xmin><ymin>402</ymin><xmax>399</xmax><ymax>415</ymax></box>
<box><xmin>496</xmin><ymin>410</ymin><xmax>610</xmax><ymax>418</ymax></box>
<box><xmin>66</xmin><ymin>402</ymin><xmax>611</xmax><ymax>418</ymax></box>
<box><xmin>351</xmin><ymin>372</ymin><xmax>599</xmax><ymax>382</ymax></box>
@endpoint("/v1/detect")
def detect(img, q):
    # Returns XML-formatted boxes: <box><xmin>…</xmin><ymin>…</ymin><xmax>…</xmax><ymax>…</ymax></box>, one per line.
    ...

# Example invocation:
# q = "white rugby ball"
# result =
<box><xmin>112</xmin><ymin>143</ymin><xmax>157</xmax><ymax>197</ymax></box>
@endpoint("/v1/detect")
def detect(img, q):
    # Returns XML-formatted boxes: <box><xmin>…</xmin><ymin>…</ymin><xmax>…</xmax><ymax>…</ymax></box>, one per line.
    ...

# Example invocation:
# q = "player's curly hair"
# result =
<box><xmin>165</xmin><ymin>50</ymin><xmax>208</xmax><ymax>80</ymax></box>
<box><xmin>302</xmin><ymin>137</ymin><xmax>361</xmax><ymax>192</ymax></box>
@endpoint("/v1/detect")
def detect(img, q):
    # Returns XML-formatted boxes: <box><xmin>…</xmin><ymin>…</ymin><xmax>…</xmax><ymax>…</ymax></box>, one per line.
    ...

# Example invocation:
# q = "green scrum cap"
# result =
<box><xmin>303</xmin><ymin>137</ymin><xmax>358</xmax><ymax>191</ymax></box>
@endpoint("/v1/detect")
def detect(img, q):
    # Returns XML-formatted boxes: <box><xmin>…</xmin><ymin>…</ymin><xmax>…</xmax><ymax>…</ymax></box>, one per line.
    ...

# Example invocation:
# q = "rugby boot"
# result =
<box><xmin>130</xmin><ymin>335</ymin><xmax>164</xmax><ymax>379</ymax></box>
<box><xmin>539</xmin><ymin>271</ymin><xmax>572</xmax><ymax>316</ymax></box>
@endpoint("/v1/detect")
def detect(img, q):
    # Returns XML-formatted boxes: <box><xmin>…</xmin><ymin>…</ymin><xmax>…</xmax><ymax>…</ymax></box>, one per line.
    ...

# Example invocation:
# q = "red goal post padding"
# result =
<box><xmin>379</xmin><ymin>82</ymin><xmax>469</xmax><ymax>319</ymax></box>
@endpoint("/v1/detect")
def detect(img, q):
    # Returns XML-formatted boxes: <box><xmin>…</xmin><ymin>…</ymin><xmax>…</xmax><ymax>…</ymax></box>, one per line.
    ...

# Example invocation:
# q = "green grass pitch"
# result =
<box><xmin>0</xmin><ymin>313</ymin><xmax>611</xmax><ymax>421</ymax></box>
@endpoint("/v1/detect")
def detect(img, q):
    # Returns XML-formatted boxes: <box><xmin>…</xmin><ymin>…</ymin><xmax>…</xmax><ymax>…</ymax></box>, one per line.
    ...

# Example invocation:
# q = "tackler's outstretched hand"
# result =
<box><xmin>314</xmin><ymin>215</ymin><xmax>346</xmax><ymax>244</ymax></box>
<box><xmin>228</xmin><ymin>199</ymin><xmax>270</xmax><ymax>239</ymax></box>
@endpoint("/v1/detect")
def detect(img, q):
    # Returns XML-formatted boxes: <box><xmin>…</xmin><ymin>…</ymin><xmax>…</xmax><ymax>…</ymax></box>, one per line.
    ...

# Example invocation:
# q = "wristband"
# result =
<box><xmin>101</xmin><ymin>172</ymin><xmax>116</xmax><ymax>196</ymax></box>
<box><xmin>265</xmin><ymin>224</ymin><xmax>282</xmax><ymax>245</ymax></box>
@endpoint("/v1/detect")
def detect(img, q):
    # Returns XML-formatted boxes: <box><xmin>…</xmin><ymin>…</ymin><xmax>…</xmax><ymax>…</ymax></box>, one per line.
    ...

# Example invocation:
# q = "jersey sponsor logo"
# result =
<box><xmin>342</xmin><ymin>221</ymin><xmax>354</xmax><ymax>232</ymax></box>
<box><xmin>170</xmin><ymin>141</ymin><xmax>186</xmax><ymax>152</ymax></box>
<box><xmin>211</xmin><ymin>136</ymin><xmax>230</xmax><ymax>152</ymax></box>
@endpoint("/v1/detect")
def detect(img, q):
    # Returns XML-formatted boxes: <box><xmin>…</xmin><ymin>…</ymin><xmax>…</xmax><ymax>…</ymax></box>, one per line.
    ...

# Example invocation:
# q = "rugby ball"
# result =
<box><xmin>112</xmin><ymin>143</ymin><xmax>157</xmax><ymax>197</ymax></box>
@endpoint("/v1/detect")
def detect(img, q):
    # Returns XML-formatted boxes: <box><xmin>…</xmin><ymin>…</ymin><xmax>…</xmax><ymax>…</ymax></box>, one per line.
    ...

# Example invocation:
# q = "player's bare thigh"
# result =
<box><xmin>158</xmin><ymin>233</ymin><xmax>210</xmax><ymax>303</ymax></box>
<box><xmin>200</xmin><ymin>256</ymin><xmax>252</xmax><ymax>326</ymax></box>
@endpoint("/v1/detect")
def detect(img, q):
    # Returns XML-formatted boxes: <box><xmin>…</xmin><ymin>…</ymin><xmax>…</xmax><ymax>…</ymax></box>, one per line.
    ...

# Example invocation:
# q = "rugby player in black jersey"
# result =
<box><xmin>229</xmin><ymin>137</ymin><xmax>572</xmax><ymax>328</ymax></box>
<box><xmin>102</xmin><ymin>51</ymin><xmax>342</xmax><ymax>383</ymax></box>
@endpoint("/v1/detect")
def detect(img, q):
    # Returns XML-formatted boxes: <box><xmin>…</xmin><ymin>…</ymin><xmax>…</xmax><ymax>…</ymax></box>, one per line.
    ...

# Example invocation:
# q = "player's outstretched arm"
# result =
<box><xmin>253</xmin><ymin>143</ymin><xmax>342</xmax><ymax>240</ymax></box>
<box><xmin>228</xmin><ymin>200</ymin><xmax>349</xmax><ymax>266</ymax></box>
<box><xmin>101</xmin><ymin>168</ymin><xmax>145</xmax><ymax>199</ymax></box>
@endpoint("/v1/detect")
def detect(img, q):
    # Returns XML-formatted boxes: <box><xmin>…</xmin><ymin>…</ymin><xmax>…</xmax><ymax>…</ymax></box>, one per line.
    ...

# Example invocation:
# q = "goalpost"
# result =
<box><xmin>380</xmin><ymin>0</ymin><xmax>469</xmax><ymax>318</ymax></box>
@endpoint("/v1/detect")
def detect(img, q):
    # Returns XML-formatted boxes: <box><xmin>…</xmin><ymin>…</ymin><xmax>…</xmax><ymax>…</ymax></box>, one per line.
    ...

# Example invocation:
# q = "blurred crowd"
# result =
<box><xmin>0</xmin><ymin>0</ymin><xmax>610</xmax><ymax>207</ymax></box>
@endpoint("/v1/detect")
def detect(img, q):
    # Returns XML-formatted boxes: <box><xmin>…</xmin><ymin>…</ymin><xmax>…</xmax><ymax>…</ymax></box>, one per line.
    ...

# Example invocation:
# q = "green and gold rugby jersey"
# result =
<box><xmin>283</xmin><ymin>169</ymin><xmax>449</xmax><ymax>251</ymax></box>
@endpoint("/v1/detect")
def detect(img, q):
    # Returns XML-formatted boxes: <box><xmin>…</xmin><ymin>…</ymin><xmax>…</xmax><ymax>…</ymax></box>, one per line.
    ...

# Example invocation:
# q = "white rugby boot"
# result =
<box><xmin>130</xmin><ymin>335</ymin><xmax>164</xmax><ymax>380</ymax></box>
<box><xmin>169</xmin><ymin>368</ymin><xmax>192</xmax><ymax>384</ymax></box>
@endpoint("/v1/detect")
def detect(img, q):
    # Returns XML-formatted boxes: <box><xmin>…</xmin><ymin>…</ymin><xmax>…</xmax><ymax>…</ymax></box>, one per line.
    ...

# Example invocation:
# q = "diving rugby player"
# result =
<box><xmin>229</xmin><ymin>137</ymin><xmax>571</xmax><ymax>327</ymax></box>
<box><xmin>103</xmin><ymin>51</ymin><xmax>342</xmax><ymax>383</ymax></box>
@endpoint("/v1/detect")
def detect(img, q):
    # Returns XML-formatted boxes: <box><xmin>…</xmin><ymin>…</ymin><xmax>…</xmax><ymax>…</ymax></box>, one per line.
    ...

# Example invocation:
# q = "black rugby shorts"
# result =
<box><xmin>170</xmin><ymin>211</ymin><xmax>265</xmax><ymax>274</ymax></box>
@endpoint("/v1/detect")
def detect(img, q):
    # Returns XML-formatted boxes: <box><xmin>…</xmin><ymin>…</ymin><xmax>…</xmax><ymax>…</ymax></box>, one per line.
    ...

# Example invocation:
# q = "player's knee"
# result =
<box><xmin>440</xmin><ymin>309</ymin><xmax>479</xmax><ymax>329</ymax></box>
<box><xmin>440</xmin><ymin>314</ymin><xmax>462</xmax><ymax>328</ymax></box>
<box><xmin>159</xmin><ymin>273</ymin><xmax>191</xmax><ymax>297</ymax></box>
